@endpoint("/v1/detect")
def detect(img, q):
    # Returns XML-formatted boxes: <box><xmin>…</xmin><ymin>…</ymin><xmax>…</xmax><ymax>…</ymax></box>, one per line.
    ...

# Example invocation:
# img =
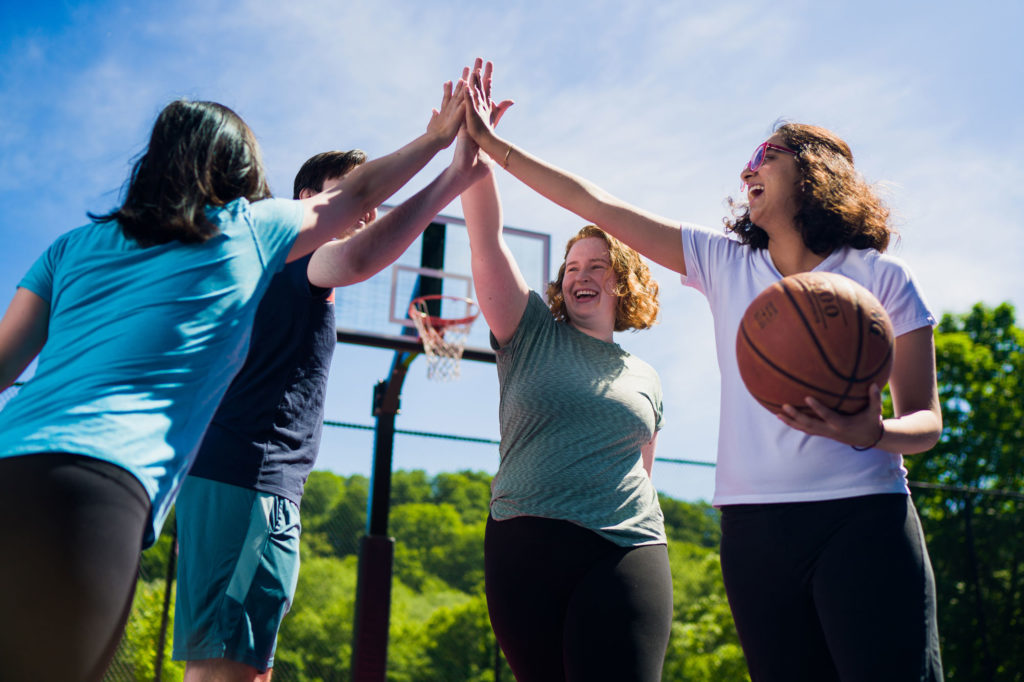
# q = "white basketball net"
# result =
<box><xmin>409</xmin><ymin>297</ymin><xmax>478</xmax><ymax>381</ymax></box>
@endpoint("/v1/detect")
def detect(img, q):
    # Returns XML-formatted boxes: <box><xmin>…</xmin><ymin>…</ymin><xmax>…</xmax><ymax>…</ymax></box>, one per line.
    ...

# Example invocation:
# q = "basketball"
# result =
<box><xmin>736</xmin><ymin>272</ymin><xmax>894</xmax><ymax>415</ymax></box>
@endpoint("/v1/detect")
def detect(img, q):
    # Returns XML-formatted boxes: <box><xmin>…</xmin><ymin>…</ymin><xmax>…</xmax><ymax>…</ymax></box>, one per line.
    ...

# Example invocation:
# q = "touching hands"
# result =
<box><xmin>452</xmin><ymin>61</ymin><xmax>513</xmax><ymax>183</ymax></box>
<box><xmin>426</xmin><ymin>78</ymin><xmax>468</xmax><ymax>148</ymax></box>
<box><xmin>776</xmin><ymin>383</ymin><xmax>886</xmax><ymax>450</ymax></box>
<box><xmin>464</xmin><ymin>58</ymin><xmax>514</xmax><ymax>148</ymax></box>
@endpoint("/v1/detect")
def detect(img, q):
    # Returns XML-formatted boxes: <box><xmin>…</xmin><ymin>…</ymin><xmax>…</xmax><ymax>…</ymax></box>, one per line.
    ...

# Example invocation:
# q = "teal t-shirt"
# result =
<box><xmin>0</xmin><ymin>197</ymin><xmax>302</xmax><ymax>545</ymax></box>
<box><xmin>490</xmin><ymin>292</ymin><xmax>667</xmax><ymax>547</ymax></box>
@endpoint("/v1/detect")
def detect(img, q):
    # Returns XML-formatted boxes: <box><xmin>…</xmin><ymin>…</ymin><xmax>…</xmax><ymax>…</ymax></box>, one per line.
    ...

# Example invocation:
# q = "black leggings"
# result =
<box><xmin>720</xmin><ymin>494</ymin><xmax>943</xmax><ymax>682</ymax></box>
<box><xmin>0</xmin><ymin>453</ymin><xmax>151</xmax><ymax>682</ymax></box>
<box><xmin>485</xmin><ymin>515</ymin><xmax>673</xmax><ymax>682</ymax></box>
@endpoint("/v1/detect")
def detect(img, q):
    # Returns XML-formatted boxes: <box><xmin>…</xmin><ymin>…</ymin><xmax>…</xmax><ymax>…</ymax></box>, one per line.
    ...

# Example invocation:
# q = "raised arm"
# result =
<box><xmin>464</xmin><ymin>59</ymin><xmax>687</xmax><ymax>275</ymax></box>
<box><xmin>307</xmin><ymin>141</ymin><xmax>483</xmax><ymax>288</ymax></box>
<box><xmin>457</xmin><ymin>66</ymin><xmax>529</xmax><ymax>346</ymax></box>
<box><xmin>288</xmin><ymin>78</ymin><xmax>467</xmax><ymax>262</ymax></box>
<box><xmin>0</xmin><ymin>288</ymin><xmax>49</xmax><ymax>391</ymax></box>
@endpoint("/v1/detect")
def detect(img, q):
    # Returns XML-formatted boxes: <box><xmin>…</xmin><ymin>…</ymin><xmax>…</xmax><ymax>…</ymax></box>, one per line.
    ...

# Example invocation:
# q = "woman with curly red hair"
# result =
<box><xmin>453</xmin><ymin>65</ymin><xmax>671</xmax><ymax>680</ymax></box>
<box><xmin>463</xmin><ymin>57</ymin><xmax>943</xmax><ymax>681</ymax></box>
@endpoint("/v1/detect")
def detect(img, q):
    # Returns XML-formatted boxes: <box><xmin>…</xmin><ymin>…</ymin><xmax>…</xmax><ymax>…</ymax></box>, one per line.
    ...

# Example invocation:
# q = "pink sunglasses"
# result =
<box><xmin>746</xmin><ymin>141</ymin><xmax>797</xmax><ymax>172</ymax></box>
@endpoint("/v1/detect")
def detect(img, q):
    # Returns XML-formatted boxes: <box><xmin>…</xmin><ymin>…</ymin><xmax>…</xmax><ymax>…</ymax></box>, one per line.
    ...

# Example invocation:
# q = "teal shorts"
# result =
<box><xmin>172</xmin><ymin>476</ymin><xmax>301</xmax><ymax>672</ymax></box>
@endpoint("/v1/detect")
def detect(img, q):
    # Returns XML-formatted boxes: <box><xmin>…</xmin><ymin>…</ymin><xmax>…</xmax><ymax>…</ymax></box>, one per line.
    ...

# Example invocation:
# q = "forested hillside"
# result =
<box><xmin>109</xmin><ymin>471</ymin><xmax>747</xmax><ymax>681</ymax></box>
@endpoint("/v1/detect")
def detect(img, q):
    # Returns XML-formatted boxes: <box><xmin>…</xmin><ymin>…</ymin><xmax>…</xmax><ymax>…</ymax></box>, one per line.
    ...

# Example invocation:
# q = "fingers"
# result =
<box><xmin>483</xmin><ymin>59</ymin><xmax>494</xmax><ymax>100</ymax></box>
<box><xmin>451</xmin><ymin>78</ymin><xmax>466</xmax><ymax>104</ymax></box>
<box><xmin>867</xmin><ymin>383</ymin><xmax>882</xmax><ymax>413</ymax></box>
<box><xmin>491</xmin><ymin>99</ymin><xmax>514</xmax><ymax>128</ymax></box>
<box><xmin>440</xmin><ymin>79</ymin><xmax>453</xmax><ymax>109</ymax></box>
<box><xmin>469</xmin><ymin>57</ymin><xmax>483</xmax><ymax>92</ymax></box>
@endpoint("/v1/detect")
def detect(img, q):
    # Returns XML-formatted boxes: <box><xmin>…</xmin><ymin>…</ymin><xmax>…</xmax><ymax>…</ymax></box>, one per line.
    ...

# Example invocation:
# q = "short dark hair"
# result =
<box><xmin>726</xmin><ymin>122</ymin><xmax>892</xmax><ymax>254</ymax></box>
<box><xmin>292</xmin><ymin>150</ymin><xmax>368</xmax><ymax>199</ymax></box>
<box><xmin>90</xmin><ymin>99</ymin><xmax>271</xmax><ymax>247</ymax></box>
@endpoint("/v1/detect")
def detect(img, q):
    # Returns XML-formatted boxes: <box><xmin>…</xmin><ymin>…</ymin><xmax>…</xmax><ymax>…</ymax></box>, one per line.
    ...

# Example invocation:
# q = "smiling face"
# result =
<box><xmin>740</xmin><ymin>133</ymin><xmax>802</xmax><ymax>235</ymax></box>
<box><xmin>561</xmin><ymin>236</ymin><xmax>619</xmax><ymax>340</ymax></box>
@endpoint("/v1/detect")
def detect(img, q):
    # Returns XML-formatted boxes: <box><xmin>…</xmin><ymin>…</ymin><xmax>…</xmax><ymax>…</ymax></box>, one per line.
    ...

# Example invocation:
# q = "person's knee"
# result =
<box><xmin>183</xmin><ymin>657</ymin><xmax>270</xmax><ymax>682</ymax></box>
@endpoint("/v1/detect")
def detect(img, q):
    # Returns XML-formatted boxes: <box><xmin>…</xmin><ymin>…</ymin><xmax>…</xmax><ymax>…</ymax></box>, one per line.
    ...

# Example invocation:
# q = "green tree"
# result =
<box><xmin>391</xmin><ymin>502</ymin><xmax>464</xmax><ymax>591</ymax></box>
<box><xmin>659</xmin><ymin>494</ymin><xmax>721</xmax><ymax>548</ymax></box>
<box><xmin>662</xmin><ymin>541</ymin><xmax>749</xmax><ymax>681</ymax></box>
<box><xmin>275</xmin><ymin>555</ymin><xmax>359</xmax><ymax>681</ymax></box>
<box><xmin>433</xmin><ymin>470</ymin><xmax>493</xmax><ymax>524</ymax></box>
<box><xmin>391</xmin><ymin>469</ymin><xmax>433</xmax><ymax>506</ymax></box>
<box><xmin>104</xmin><ymin>578</ymin><xmax>184</xmax><ymax>682</ymax></box>
<box><xmin>302</xmin><ymin>473</ymin><xmax>369</xmax><ymax>559</ymax></box>
<box><xmin>907</xmin><ymin>302</ymin><xmax>1024</xmax><ymax>681</ymax></box>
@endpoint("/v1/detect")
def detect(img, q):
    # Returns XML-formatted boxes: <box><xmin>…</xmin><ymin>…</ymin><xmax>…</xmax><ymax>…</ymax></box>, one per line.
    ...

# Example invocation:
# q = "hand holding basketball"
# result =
<box><xmin>736</xmin><ymin>272</ymin><xmax>894</xmax><ymax>416</ymax></box>
<box><xmin>777</xmin><ymin>382</ymin><xmax>886</xmax><ymax>449</ymax></box>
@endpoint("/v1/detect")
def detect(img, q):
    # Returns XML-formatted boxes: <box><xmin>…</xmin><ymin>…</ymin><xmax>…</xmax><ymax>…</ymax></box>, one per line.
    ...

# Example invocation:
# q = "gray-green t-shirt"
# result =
<box><xmin>490</xmin><ymin>292</ymin><xmax>667</xmax><ymax>547</ymax></box>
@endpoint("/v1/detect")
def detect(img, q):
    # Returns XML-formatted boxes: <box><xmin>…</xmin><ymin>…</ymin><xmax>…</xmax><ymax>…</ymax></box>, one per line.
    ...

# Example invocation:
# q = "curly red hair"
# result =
<box><xmin>546</xmin><ymin>225</ymin><xmax>660</xmax><ymax>332</ymax></box>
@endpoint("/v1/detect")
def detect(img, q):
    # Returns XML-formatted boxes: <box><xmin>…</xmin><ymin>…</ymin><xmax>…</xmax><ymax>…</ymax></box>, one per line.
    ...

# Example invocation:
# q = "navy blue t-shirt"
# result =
<box><xmin>187</xmin><ymin>254</ymin><xmax>335</xmax><ymax>504</ymax></box>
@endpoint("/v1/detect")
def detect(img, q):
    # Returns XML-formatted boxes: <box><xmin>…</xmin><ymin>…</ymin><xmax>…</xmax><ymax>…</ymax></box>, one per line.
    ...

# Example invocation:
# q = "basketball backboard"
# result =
<box><xmin>334</xmin><ymin>207</ymin><xmax>551</xmax><ymax>360</ymax></box>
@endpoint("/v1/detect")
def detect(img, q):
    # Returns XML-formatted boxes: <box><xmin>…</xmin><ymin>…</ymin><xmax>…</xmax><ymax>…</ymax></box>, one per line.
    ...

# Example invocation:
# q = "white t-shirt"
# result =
<box><xmin>679</xmin><ymin>223</ymin><xmax>935</xmax><ymax>506</ymax></box>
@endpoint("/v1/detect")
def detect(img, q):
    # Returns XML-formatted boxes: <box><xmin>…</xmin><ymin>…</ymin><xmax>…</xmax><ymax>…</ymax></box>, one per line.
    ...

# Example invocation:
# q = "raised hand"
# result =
<box><xmin>426</xmin><ymin>78</ymin><xmax>467</xmax><ymax>148</ymax></box>
<box><xmin>453</xmin><ymin>62</ymin><xmax>513</xmax><ymax>183</ymax></box>
<box><xmin>464</xmin><ymin>58</ymin><xmax>513</xmax><ymax>145</ymax></box>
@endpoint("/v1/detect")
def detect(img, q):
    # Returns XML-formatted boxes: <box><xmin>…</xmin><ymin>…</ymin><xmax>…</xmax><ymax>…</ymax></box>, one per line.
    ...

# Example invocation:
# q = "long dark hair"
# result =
<box><xmin>90</xmin><ymin>100</ymin><xmax>271</xmax><ymax>247</ymax></box>
<box><xmin>726</xmin><ymin>122</ymin><xmax>892</xmax><ymax>254</ymax></box>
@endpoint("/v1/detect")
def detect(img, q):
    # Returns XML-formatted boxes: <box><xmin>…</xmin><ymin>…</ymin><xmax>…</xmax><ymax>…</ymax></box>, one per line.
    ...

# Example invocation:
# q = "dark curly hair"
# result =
<box><xmin>546</xmin><ymin>225</ymin><xmax>660</xmax><ymax>332</ymax></box>
<box><xmin>725</xmin><ymin>122</ymin><xmax>892</xmax><ymax>254</ymax></box>
<box><xmin>90</xmin><ymin>100</ymin><xmax>271</xmax><ymax>247</ymax></box>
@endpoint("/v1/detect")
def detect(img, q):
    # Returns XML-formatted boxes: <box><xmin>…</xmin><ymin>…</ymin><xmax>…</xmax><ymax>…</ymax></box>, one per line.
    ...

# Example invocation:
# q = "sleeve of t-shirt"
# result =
<box><xmin>652</xmin><ymin>373</ymin><xmax>665</xmax><ymax>432</ymax></box>
<box><xmin>18</xmin><ymin>235</ymin><xmax>65</xmax><ymax>302</ymax></box>
<box><xmin>247</xmin><ymin>198</ymin><xmax>304</xmax><ymax>276</ymax></box>
<box><xmin>873</xmin><ymin>255</ymin><xmax>936</xmax><ymax>337</ymax></box>
<box><xmin>679</xmin><ymin>222</ymin><xmax>733</xmax><ymax>299</ymax></box>
<box><xmin>491</xmin><ymin>290</ymin><xmax>546</xmax><ymax>353</ymax></box>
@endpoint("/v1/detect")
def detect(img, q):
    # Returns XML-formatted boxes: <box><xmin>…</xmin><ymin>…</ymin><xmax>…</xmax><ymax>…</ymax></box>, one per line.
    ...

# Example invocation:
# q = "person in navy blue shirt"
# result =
<box><xmin>173</xmin><ymin>139</ymin><xmax>488</xmax><ymax>681</ymax></box>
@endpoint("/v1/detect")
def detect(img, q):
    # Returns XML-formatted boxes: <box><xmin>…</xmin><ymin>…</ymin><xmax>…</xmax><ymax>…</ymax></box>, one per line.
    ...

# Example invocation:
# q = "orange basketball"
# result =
<box><xmin>736</xmin><ymin>272</ymin><xmax>894</xmax><ymax>415</ymax></box>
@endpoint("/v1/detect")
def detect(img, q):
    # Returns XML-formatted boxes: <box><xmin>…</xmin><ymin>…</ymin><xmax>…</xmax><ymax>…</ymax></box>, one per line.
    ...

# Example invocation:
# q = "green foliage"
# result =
<box><xmin>907</xmin><ymin>302</ymin><xmax>1024</xmax><ymax>681</ymax></box>
<box><xmin>104</xmin><ymin>579</ymin><xmax>183</xmax><ymax>682</ymax></box>
<box><xmin>302</xmin><ymin>473</ymin><xmax>369</xmax><ymax>558</ymax></box>
<box><xmin>664</xmin><ymin>542</ymin><xmax>749</xmax><ymax>681</ymax></box>
<box><xmin>660</xmin><ymin>494</ymin><xmax>721</xmax><ymax>548</ymax></box>
<box><xmin>275</xmin><ymin>555</ymin><xmax>358</xmax><ymax>681</ymax></box>
<box><xmin>433</xmin><ymin>471</ymin><xmax>493</xmax><ymax>525</ymax></box>
<box><xmin>112</xmin><ymin>468</ymin><xmax>751</xmax><ymax>681</ymax></box>
<box><xmin>139</xmin><ymin>507</ymin><xmax>176</xmax><ymax>580</ymax></box>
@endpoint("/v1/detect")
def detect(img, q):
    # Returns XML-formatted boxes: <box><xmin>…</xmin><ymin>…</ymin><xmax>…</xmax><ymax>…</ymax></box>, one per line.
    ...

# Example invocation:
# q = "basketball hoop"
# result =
<box><xmin>409</xmin><ymin>295</ymin><xmax>480</xmax><ymax>381</ymax></box>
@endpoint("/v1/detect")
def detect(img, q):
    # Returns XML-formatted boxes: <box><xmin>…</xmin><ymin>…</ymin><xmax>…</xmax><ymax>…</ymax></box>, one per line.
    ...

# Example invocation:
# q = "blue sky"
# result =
<box><xmin>2</xmin><ymin>1</ymin><xmax>1021</xmax><ymax>502</ymax></box>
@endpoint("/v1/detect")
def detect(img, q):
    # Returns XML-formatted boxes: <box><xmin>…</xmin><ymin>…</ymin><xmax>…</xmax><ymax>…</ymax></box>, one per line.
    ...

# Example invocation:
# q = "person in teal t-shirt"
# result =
<box><xmin>0</xmin><ymin>82</ymin><xmax>466</xmax><ymax>682</ymax></box>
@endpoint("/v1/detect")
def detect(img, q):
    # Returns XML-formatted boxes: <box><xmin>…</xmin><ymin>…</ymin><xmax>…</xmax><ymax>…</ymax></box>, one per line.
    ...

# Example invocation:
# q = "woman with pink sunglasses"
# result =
<box><xmin>462</xmin><ymin>58</ymin><xmax>943</xmax><ymax>681</ymax></box>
